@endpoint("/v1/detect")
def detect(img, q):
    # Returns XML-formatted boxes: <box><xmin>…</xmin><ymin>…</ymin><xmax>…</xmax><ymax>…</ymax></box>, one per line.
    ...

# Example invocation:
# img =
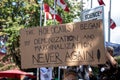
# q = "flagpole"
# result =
<box><xmin>53</xmin><ymin>0</ymin><xmax>61</xmax><ymax>79</ymax></box>
<box><xmin>81</xmin><ymin>0</ymin><xmax>83</xmax><ymax>11</ymax></box>
<box><xmin>81</xmin><ymin>0</ymin><xmax>83</xmax><ymax>21</ymax></box>
<box><xmin>54</xmin><ymin>0</ymin><xmax>56</xmax><ymax>24</ymax></box>
<box><xmin>108</xmin><ymin>0</ymin><xmax>111</xmax><ymax>42</ymax></box>
<box><xmin>53</xmin><ymin>0</ymin><xmax>58</xmax><ymax>80</ymax></box>
<box><xmin>44</xmin><ymin>12</ymin><xmax>47</xmax><ymax>26</ymax></box>
<box><xmin>37</xmin><ymin>0</ymin><xmax>43</xmax><ymax>80</ymax></box>
<box><xmin>54</xmin><ymin>0</ymin><xmax>61</xmax><ymax>79</ymax></box>
<box><xmin>91</xmin><ymin>0</ymin><xmax>92</xmax><ymax>8</ymax></box>
<box><xmin>40</xmin><ymin>0</ymin><xmax>43</xmax><ymax>27</ymax></box>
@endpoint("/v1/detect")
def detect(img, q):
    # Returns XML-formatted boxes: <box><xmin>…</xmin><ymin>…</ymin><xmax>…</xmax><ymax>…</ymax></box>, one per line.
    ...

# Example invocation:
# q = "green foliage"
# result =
<box><xmin>0</xmin><ymin>63</ymin><xmax>4</xmax><ymax>67</ymax></box>
<box><xmin>0</xmin><ymin>0</ymin><xmax>83</xmax><ymax>68</ymax></box>
<box><xmin>0</xmin><ymin>0</ymin><xmax>40</xmax><ymax>68</ymax></box>
<box><xmin>115</xmin><ymin>56</ymin><xmax>120</xmax><ymax>64</ymax></box>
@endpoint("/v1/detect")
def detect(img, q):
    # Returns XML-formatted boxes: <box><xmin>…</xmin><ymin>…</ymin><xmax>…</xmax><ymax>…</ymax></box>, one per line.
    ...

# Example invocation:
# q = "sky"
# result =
<box><xmin>83</xmin><ymin>0</ymin><xmax>120</xmax><ymax>44</ymax></box>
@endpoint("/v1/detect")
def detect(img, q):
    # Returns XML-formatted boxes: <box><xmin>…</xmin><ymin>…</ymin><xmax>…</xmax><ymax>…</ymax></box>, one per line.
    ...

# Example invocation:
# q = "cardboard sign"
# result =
<box><xmin>20</xmin><ymin>20</ymin><xmax>106</xmax><ymax>69</ymax></box>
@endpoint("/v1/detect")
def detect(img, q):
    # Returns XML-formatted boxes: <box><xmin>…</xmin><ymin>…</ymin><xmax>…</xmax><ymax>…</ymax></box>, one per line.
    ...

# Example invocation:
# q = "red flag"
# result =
<box><xmin>110</xmin><ymin>19</ymin><xmax>116</xmax><ymax>29</ymax></box>
<box><xmin>43</xmin><ymin>3</ymin><xmax>62</xmax><ymax>23</ymax></box>
<box><xmin>98</xmin><ymin>0</ymin><xmax>105</xmax><ymax>5</ymax></box>
<box><xmin>56</xmin><ymin>0</ymin><xmax>69</xmax><ymax>12</ymax></box>
<box><xmin>44</xmin><ymin>3</ymin><xmax>50</xmax><ymax>12</ymax></box>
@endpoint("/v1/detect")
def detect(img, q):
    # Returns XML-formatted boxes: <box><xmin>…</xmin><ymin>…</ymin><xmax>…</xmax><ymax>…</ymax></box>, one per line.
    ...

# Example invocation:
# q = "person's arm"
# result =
<box><xmin>106</xmin><ymin>51</ymin><xmax>117</xmax><ymax>67</ymax></box>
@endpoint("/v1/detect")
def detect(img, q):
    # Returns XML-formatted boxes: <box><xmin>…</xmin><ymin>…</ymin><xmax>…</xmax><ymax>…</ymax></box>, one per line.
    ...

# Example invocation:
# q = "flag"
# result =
<box><xmin>43</xmin><ymin>3</ymin><xmax>62</xmax><ymax>23</ymax></box>
<box><xmin>110</xmin><ymin>19</ymin><xmax>116</xmax><ymax>29</ymax></box>
<box><xmin>98</xmin><ymin>0</ymin><xmax>105</xmax><ymax>5</ymax></box>
<box><xmin>56</xmin><ymin>0</ymin><xmax>69</xmax><ymax>12</ymax></box>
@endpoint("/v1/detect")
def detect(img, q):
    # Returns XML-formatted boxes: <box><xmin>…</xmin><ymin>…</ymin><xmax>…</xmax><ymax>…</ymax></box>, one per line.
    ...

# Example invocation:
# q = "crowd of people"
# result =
<box><xmin>62</xmin><ymin>46</ymin><xmax>120</xmax><ymax>80</ymax></box>
<box><xmin>39</xmin><ymin>46</ymin><xmax>120</xmax><ymax>80</ymax></box>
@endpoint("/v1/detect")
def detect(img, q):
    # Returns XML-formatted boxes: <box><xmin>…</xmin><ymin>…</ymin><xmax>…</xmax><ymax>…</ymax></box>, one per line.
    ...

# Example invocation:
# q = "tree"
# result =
<box><xmin>0</xmin><ymin>0</ymin><xmax>83</xmax><ymax>69</ymax></box>
<box><xmin>0</xmin><ymin>0</ymin><xmax>40</xmax><ymax>68</ymax></box>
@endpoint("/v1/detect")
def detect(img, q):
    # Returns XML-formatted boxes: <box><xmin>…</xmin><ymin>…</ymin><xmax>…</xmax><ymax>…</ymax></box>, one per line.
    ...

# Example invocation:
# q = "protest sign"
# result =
<box><xmin>20</xmin><ymin>20</ymin><xmax>105</xmax><ymax>69</ymax></box>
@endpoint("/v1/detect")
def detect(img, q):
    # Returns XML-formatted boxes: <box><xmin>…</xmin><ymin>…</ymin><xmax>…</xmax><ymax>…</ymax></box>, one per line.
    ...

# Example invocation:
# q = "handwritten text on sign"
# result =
<box><xmin>20</xmin><ymin>20</ymin><xmax>106</xmax><ymax>69</ymax></box>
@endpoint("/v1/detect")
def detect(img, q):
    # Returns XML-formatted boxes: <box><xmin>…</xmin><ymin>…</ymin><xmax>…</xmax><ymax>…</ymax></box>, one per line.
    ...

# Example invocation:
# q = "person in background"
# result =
<box><xmin>106</xmin><ymin>46</ymin><xmax>118</xmax><ymax>67</ymax></box>
<box><xmin>63</xmin><ymin>69</ymin><xmax>78</xmax><ymax>80</ymax></box>
<box><xmin>98</xmin><ymin>46</ymin><xmax>119</xmax><ymax>80</ymax></box>
<box><xmin>78</xmin><ymin>65</ymin><xmax>97</xmax><ymax>80</ymax></box>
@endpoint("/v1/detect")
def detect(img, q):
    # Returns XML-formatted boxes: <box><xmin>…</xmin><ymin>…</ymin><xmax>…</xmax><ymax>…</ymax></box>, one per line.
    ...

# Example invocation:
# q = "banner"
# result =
<box><xmin>82</xmin><ymin>6</ymin><xmax>104</xmax><ymax>21</ymax></box>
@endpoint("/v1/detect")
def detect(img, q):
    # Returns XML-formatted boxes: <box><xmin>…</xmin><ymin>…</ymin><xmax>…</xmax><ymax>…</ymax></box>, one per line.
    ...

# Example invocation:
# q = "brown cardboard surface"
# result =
<box><xmin>20</xmin><ymin>20</ymin><xmax>106</xmax><ymax>69</ymax></box>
